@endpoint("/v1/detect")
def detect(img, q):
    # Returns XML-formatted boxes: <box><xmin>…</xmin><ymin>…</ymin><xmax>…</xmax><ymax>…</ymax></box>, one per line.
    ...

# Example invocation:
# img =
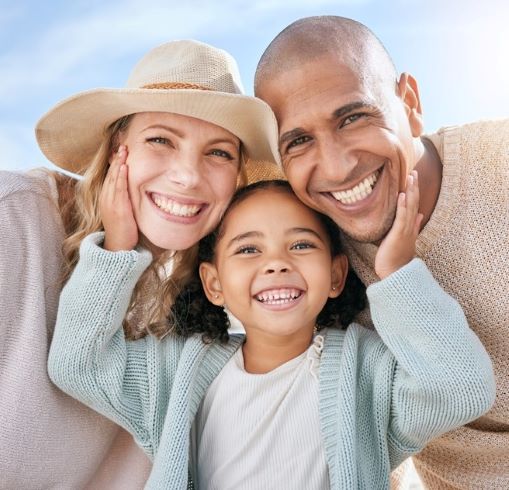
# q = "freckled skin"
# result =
<box><xmin>118</xmin><ymin>112</ymin><xmax>241</xmax><ymax>251</ymax></box>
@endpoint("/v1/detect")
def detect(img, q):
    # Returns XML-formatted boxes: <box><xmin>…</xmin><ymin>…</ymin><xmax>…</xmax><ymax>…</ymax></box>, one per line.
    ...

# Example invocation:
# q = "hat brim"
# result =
<box><xmin>35</xmin><ymin>88</ymin><xmax>281</xmax><ymax>174</ymax></box>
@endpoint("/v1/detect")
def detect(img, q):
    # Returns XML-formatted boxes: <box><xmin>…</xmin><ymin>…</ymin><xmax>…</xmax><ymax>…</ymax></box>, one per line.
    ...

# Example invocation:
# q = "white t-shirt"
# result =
<box><xmin>194</xmin><ymin>333</ymin><xmax>329</xmax><ymax>490</ymax></box>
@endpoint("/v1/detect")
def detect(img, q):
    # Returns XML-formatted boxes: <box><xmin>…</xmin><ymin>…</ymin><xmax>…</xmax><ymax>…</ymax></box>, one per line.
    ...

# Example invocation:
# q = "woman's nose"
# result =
<box><xmin>165</xmin><ymin>151</ymin><xmax>201</xmax><ymax>188</ymax></box>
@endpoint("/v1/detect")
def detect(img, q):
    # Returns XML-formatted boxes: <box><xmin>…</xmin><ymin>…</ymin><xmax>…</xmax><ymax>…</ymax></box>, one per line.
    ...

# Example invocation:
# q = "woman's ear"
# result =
<box><xmin>397</xmin><ymin>72</ymin><xmax>424</xmax><ymax>138</ymax></box>
<box><xmin>329</xmin><ymin>254</ymin><xmax>349</xmax><ymax>299</ymax></box>
<box><xmin>199</xmin><ymin>262</ymin><xmax>224</xmax><ymax>306</ymax></box>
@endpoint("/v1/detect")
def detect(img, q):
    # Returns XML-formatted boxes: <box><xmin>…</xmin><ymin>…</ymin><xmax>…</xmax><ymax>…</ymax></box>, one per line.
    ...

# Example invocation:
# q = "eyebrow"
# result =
<box><xmin>289</xmin><ymin>227</ymin><xmax>324</xmax><ymax>241</ymax></box>
<box><xmin>278</xmin><ymin>100</ymin><xmax>377</xmax><ymax>147</ymax></box>
<box><xmin>226</xmin><ymin>231</ymin><xmax>264</xmax><ymax>249</ymax></box>
<box><xmin>225</xmin><ymin>227</ymin><xmax>324</xmax><ymax>249</ymax></box>
<box><xmin>141</xmin><ymin>125</ymin><xmax>239</xmax><ymax>148</ymax></box>
<box><xmin>142</xmin><ymin>124</ymin><xmax>184</xmax><ymax>138</ymax></box>
<box><xmin>331</xmin><ymin>101</ymin><xmax>377</xmax><ymax>120</ymax></box>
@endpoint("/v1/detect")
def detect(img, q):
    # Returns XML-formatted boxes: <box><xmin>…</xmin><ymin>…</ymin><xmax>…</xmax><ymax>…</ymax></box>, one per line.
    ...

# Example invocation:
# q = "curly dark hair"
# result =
<box><xmin>170</xmin><ymin>180</ymin><xmax>366</xmax><ymax>343</ymax></box>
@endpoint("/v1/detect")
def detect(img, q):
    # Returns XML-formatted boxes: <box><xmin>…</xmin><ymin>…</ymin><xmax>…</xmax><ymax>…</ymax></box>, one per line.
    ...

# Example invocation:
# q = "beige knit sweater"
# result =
<box><xmin>0</xmin><ymin>170</ymin><xmax>151</xmax><ymax>489</ymax></box>
<box><xmin>342</xmin><ymin>120</ymin><xmax>509</xmax><ymax>489</ymax></box>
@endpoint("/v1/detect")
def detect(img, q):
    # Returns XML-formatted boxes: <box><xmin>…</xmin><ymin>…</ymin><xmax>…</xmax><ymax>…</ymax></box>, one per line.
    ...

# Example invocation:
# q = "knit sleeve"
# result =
<box><xmin>366</xmin><ymin>258</ymin><xmax>496</xmax><ymax>466</ymax></box>
<box><xmin>48</xmin><ymin>232</ymin><xmax>157</xmax><ymax>453</ymax></box>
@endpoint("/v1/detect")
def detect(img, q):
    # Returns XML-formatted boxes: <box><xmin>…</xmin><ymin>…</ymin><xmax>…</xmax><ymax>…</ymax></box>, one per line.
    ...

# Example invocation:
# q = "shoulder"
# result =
<box><xmin>425</xmin><ymin>119</ymin><xmax>509</xmax><ymax>160</ymax></box>
<box><xmin>0</xmin><ymin>168</ymin><xmax>58</xmax><ymax>203</ymax></box>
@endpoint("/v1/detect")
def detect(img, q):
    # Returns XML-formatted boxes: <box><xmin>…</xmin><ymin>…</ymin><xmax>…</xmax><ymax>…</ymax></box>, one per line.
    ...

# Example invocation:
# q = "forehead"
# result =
<box><xmin>259</xmin><ymin>55</ymin><xmax>378</xmax><ymax>131</ymax></box>
<box><xmin>127</xmin><ymin>111</ymin><xmax>238</xmax><ymax>141</ymax></box>
<box><xmin>221</xmin><ymin>189</ymin><xmax>327</xmax><ymax>238</ymax></box>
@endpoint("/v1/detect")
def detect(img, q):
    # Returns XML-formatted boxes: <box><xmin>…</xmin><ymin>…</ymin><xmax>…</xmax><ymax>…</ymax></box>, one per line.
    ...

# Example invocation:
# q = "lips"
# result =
<box><xmin>150</xmin><ymin>192</ymin><xmax>204</xmax><ymax>217</ymax></box>
<box><xmin>330</xmin><ymin>169</ymin><xmax>382</xmax><ymax>205</ymax></box>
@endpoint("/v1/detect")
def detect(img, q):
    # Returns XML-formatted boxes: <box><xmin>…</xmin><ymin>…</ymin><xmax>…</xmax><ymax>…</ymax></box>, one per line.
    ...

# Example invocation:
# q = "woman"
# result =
<box><xmin>1</xmin><ymin>39</ymin><xmax>280</xmax><ymax>488</ymax></box>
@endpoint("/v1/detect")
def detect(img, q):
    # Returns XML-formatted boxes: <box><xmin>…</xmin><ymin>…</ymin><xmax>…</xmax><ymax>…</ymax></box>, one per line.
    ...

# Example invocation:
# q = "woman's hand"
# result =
<box><xmin>100</xmin><ymin>146</ymin><xmax>139</xmax><ymax>251</ymax></box>
<box><xmin>374</xmin><ymin>170</ymin><xmax>423</xmax><ymax>279</ymax></box>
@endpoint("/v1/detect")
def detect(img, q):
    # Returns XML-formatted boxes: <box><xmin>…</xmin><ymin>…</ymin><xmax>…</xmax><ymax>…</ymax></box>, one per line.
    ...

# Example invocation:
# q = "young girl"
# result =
<box><xmin>48</xmin><ymin>175</ymin><xmax>495</xmax><ymax>489</ymax></box>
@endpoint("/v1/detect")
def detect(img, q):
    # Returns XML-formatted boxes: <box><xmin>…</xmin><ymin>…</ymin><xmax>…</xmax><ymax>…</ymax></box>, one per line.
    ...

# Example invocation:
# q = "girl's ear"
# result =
<box><xmin>199</xmin><ymin>262</ymin><xmax>224</xmax><ymax>306</ymax></box>
<box><xmin>329</xmin><ymin>254</ymin><xmax>349</xmax><ymax>299</ymax></box>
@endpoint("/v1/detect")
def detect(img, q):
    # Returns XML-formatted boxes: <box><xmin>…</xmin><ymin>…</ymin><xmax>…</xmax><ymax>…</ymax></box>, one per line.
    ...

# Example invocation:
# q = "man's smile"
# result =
<box><xmin>330</xmin><ymin>168</ymin><xmax>382</xmax><ymax>205</ymax></box>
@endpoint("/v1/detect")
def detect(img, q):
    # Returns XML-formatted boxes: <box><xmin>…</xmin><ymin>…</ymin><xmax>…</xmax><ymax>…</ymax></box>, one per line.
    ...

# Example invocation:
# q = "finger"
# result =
<box><xmin>117</xmin><ymin>163</ymin><xmax>131</xmax><ymax>207</ymax></box>
<box><xmin>414</xmin><ymin>213</ymin><xmax>424</xmax><ymax>236</ymax></box>
<box><xmin>391</xmin><ymin>192</ymin><xmax>408</xmax><ymax>233</ymax></box>
<box><xmin>405</xmin><ymin>171</ymin><xmax>420</xmax><ymax>218</ymax></box>
<box><xmin>107</xmin><ymin>146</ymin><xmax>128</xmax><ymax>201</ymax></box>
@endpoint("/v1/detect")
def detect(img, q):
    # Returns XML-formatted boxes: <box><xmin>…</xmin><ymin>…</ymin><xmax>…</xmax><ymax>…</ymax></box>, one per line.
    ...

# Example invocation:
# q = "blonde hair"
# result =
<box><xmin>62</xmin><ymin>114</ymin><xmax>247</xmax><ymax>340</ymax></box>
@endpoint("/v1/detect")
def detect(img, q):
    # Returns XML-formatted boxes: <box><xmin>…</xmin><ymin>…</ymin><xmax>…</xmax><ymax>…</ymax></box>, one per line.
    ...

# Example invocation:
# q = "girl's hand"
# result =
<box><xmin>100</xmin><ymin>146</ymin><xmax>139</xmax><ymax>251</ymax></box>
<box><xmin>374</xmin><ymin>170</ymin><xmax>423</xmax><ymax>279</ymax></box>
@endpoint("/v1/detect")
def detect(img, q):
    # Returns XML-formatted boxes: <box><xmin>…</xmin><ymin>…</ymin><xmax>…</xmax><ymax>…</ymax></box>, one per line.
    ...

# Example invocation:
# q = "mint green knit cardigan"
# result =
<box><xmin>48</xmin><ymin>233</ymin><xmax>495</xmax><ymax>490</ymax></box>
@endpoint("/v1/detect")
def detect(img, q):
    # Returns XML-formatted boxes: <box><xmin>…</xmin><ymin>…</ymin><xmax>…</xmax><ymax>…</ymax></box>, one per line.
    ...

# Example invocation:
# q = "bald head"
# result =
<box><xmin>255</xmin><ymin>16</ymin><xmax>397</xmax><ymax>97</ymax></box>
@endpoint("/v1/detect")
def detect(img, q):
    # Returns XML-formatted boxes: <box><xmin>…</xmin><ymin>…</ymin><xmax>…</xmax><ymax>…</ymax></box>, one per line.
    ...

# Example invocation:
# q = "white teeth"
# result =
<box><xmin>152</xmin><ymin>194</ymin><xmax>201</xmax><ymax>217</ymax></box>
<box><xmin>331</xmin><ymin>170</ymin><xmax>380</xmax><ymax>204</ymax></box>
<box><xmin>256</xmin><ymin>288</ymin><xmax>301</xmax><ymax>304</ymax></box>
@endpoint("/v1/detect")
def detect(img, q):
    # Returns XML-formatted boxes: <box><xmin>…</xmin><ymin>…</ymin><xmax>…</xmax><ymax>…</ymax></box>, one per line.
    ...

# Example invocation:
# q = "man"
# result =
<box><xmin>255</xmin><ymin>16</ymin><xmax>508</xmax><ymax>489</ymax></box>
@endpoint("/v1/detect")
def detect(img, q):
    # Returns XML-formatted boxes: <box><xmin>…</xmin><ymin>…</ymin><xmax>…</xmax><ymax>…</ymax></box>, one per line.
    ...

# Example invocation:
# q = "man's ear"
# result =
<box><xmin>397</xmin><ymin>73</ymin><xmax>424</xmax><ymax>137</ymax></box>
<box><xmin>199</xmin><ymin>262</ymin><xmax>224</xmax><ymax>306</ymax></box>
<box><xmin>329</xmin><ymin>254</ymin><xmax>349</xmax><ymax>299</ymax></box>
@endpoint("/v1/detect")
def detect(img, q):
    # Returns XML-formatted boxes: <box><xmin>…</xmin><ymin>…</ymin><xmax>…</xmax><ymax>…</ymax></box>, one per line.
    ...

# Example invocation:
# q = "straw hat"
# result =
<box><xmin>35</xmin><ymin>40</ymin><xmax>281</xmax><ymax>174</ymax></box>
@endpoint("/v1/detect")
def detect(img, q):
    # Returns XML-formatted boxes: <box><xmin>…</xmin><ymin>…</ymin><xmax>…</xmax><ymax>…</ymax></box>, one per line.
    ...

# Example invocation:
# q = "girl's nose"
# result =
<box><xmin>264</xmin><ymin>260</ymin><xmax>291</xmax><ymax>274</ymax></box>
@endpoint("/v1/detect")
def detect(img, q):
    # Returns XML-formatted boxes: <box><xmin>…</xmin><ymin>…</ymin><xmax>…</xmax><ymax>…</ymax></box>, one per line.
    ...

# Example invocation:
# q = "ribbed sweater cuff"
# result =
<box><xmin>80</xmin><ymin>232</ymin><xmax>153</xmax><ymax>280</ymax></box>
<box><xmin>366</xmin><ymin>258</ymin><xmax>434</xmax><ymax>305</ymax></box>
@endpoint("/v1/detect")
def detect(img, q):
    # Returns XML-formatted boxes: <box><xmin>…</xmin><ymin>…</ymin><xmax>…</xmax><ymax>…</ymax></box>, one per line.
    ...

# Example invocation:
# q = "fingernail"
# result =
<box><xmin>408</xmin><ymin>175</ymin><xmax>414</xmax><ymax>185</ymax></box>
<box><xmin>118</xmin><ymin>145</ymin><xmax>125</xmax><ymax>153</ymax></box>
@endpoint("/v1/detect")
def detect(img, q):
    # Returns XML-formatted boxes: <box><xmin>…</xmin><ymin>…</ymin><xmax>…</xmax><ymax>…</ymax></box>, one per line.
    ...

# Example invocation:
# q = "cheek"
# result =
<box><xmin>285</xmin><ymin>162</ymin><xmax>309</xmax><ymax>195</ymax></box>
<box><xmin>208</xmin><ymin>166</ymin><xmax>239</xmax><ymax>202</ymax></box>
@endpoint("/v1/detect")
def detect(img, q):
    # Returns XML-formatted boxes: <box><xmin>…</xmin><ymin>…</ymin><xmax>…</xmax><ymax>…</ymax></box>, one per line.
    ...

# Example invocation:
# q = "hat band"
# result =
<box><xmin>142</xmin><ymin>82</ymin><xmax>212</xmax><ymax>90</ymax></box>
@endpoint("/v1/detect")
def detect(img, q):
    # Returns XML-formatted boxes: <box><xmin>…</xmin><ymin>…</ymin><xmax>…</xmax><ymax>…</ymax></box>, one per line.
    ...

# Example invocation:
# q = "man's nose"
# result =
<box><xmin>317</xmin><ymin>138</ymin><xmax>357</xmax><ymax>181</ymax></box>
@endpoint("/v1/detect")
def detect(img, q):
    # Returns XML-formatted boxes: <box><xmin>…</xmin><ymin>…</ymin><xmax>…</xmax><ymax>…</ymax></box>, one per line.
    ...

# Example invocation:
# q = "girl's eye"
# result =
<box><xmin>235</xmin><ymin>245</ymin><xmax>259</xmax><ymax>255</ymax></box>
<box><xmin>287</xmin><ymin>135</ymin><xmax>312</xmax><ymax>151</ymax></box>
<box><xmin>291</xmin><ymin>241</ymin><xmax>316</xmax><ymax>250</ymax></box>
<box><xmin>209</xmin><ymin>148</ymin><xmax>234</xmax><ymax>160</ymax></box>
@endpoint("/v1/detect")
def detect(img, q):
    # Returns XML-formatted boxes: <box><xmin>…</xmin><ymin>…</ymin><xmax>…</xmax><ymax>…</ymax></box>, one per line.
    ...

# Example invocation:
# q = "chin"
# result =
<box><xmin>143</xmin><ymin>234</ymin><xmax>199</xmax><ymax>255</ymax></box>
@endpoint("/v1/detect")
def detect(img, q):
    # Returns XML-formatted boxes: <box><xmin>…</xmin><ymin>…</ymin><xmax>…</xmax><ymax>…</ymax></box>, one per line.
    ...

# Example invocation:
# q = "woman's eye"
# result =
<box><xmin>291</xmin><ymin>241</ymin><xmax>316</xmax><ymax>250</ymax></box>
<box><xmin>209</xmin><ymin>149</ymin><xmax>234</xmax><ymax>160</ymax></box>
<box><xmin>146</xmin><ymin>136</ymin><xmax>169</xmax><ymax>145</ymax></box>
<box><xmin>287</xmin><ymin>135</ymin><xmax>311</xmax><ymax>150</ymax></box>
<box><xmin>235</xmin><ymin>245</ymin><xmax>259</xmax><ymax>255</ymax></box>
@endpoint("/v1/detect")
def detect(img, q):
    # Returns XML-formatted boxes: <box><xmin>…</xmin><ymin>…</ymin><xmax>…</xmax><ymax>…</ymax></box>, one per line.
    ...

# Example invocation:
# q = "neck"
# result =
<box><xmin>242</xmin><ymin>327</ymin><xmax>314</xmax><ymax>374</ymax></box>
<box><xmin>413</xmin><ymin>136</ymin><xmax>443</xmax><ymax>228</ymax></box>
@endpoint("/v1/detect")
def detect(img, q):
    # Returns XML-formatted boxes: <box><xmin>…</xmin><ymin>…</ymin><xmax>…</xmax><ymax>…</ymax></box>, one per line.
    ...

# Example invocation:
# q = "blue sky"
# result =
<box><xmin>1</xmin><ymin>0</ymin><xmax>508</xmax><ymax>172</ymax></box>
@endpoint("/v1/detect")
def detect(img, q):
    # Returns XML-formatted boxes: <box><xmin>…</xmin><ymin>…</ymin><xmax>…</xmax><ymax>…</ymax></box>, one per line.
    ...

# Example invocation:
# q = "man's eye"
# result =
<box><xmin>209</xmin><ymin>149</ymin><xmax>234</xmax><ymax>160</ymax></box>
<box><xmin>341</xmin><ymin>113</ymin><xmax>365</xmax><ymax>127</ymax></box>
<box><xmin>287</xmin><ymin>135</ymin><xmax>311</xmax><ymax>150</ymax></box>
